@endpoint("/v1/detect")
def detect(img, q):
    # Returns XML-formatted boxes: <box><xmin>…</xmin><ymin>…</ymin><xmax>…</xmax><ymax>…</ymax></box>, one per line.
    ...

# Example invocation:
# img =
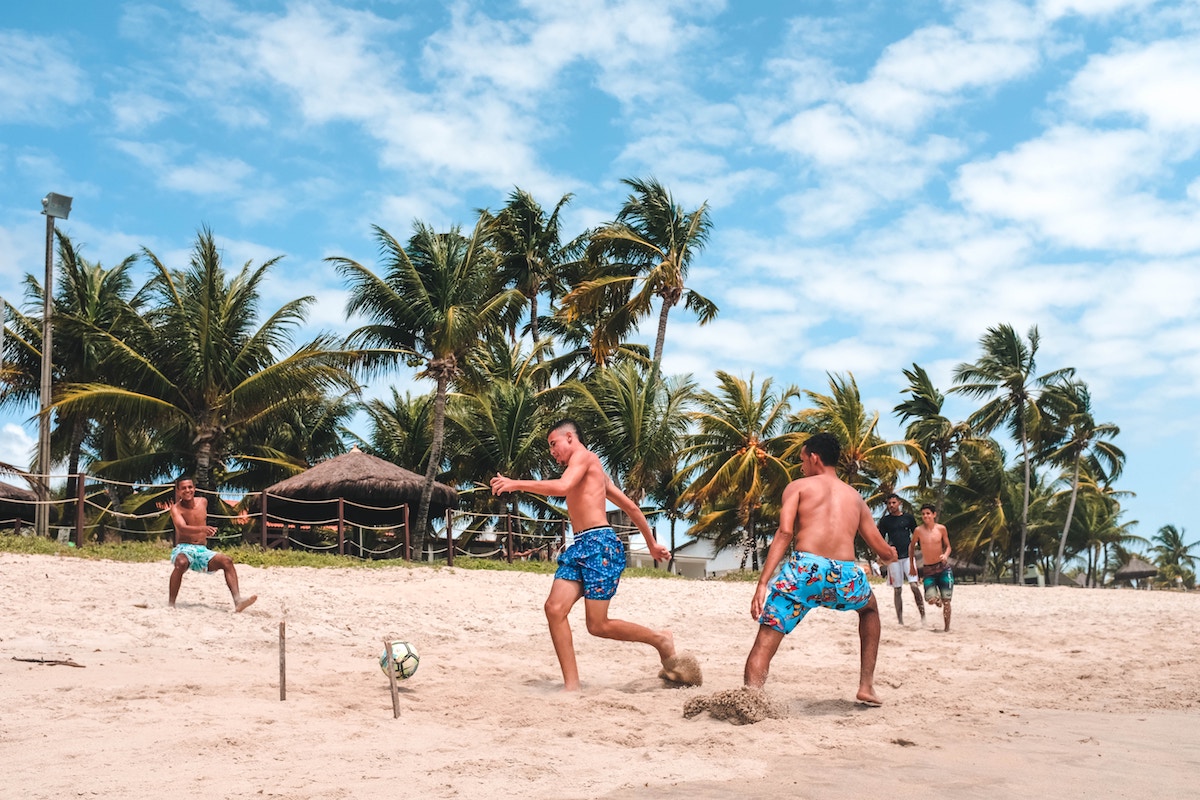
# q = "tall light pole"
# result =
<box><xmin>36</xmin><ymin>192</ymin><xmax>72</xmax><ymax>539</ymax></box>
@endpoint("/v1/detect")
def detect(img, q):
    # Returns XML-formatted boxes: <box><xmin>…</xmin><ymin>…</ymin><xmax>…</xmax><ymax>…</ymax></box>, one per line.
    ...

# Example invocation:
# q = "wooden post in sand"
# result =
<box><xmin>279</xmin><ymin>621</ymin><xmax>286</xmax><ymax>701</ymax></box>
<box><xmin>382</xmin><ymin>638</ymin><xmax>400</xmax><ymax>718</ymax></box>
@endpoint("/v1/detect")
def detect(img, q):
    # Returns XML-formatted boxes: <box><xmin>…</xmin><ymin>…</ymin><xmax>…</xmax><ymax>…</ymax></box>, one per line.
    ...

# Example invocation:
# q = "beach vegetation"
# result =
<box><xmin>5</xmin><ymin>181</ymin><xmax>1177</xmax><ymax>584</ymax></box>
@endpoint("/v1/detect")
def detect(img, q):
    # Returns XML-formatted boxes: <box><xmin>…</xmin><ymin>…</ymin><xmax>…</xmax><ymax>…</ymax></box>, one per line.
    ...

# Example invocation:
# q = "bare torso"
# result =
<box><xmin>173</xmin><ymin>497</ymin><xmax>211</xmax><ymax>545</ymax></box>
<box><xmin>790</xmin><ymin>473</ymin><xmax>875</xmax><ymax>561</ymax></box>
<box><xmin>563</xmin><ymin>448</ymin><xmax>612</xmax><ymax>531</ymax></box>
<box><xmin>913</xmin><ymin>522</ymin><xmax>949</xmax><ymax>565</ymax></box>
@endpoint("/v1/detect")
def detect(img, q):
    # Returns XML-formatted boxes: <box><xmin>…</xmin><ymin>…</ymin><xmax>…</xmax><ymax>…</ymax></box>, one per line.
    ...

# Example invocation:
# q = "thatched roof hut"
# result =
<box><xmin>256</xmin><ymin>447</ymin><xmax>458</xmax><ymax>528</ymax></box>
<box><xmin>0</xmin><ymin>479</ymin><xmax>37</xmax><ymax>525</ymax></box>
<box><xmin>1114</xmin><ymin>556</ymin><xmax>1158</xmax><ymax>583</ymax></box>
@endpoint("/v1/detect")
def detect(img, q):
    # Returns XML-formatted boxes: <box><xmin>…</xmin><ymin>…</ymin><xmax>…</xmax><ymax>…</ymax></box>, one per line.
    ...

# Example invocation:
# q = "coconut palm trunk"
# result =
<box><xmin>1053</xmin><ymin>454</ymin><xmax>1082</xmax><ymax>586</ymax></box>
<box><xmin>414</xmin><ymin>369</ymin><xmax>451</xmax><ymax>559</ymax></box>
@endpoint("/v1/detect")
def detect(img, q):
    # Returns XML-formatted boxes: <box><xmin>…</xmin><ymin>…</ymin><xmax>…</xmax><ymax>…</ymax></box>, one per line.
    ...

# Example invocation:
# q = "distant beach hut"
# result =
<box><xmin>1114</xmin><ymin>556</ymin><xmax>1158</xmax><ymax>589</ymax></box>
<box><xmin>253</xmin><ymin>446</ymin><xmax>458</xmax><ymax>556</ymax></box>
<box><xmin>0</xmin><ymin>479</ymin><xmax>37</xmax><ymax>529</ymax></box>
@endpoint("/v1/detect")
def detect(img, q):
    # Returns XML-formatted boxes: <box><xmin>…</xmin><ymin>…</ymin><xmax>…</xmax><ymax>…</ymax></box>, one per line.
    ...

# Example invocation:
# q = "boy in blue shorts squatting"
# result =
<box><xmin>746</xmin><ymin>433</ymin><xmax>898</xmax><ymax>706</ymax></box>
<box><xmin>491</xmin><ymin>419</ymin><xmax>701</xmax><ymax>691</ymax></box>
<box><xmin>164</xmin><ymin>476</ymin><xmax>257</xmax><ymax>612</ymax></box>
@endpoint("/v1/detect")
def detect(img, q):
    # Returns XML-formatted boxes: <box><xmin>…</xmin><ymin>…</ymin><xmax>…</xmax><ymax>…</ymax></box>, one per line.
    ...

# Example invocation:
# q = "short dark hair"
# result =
<box><xmin>549</xmin><ymin>418</ymin><xmax>585</xmax><ymax>446</ymax></box>
<box><xmin>884</xmin><ymin>493</ymin><xmax>901</xmax><ymax>502</ymax></box>
<box><xmin>920</xmin><ymin>503</ymin><xmax>937</xmax><ymax>514</ymax></box>
<box><xmin>174</xmin><ymin>475</ymin><xmax>195</xmax><ymax>488</ymax></box>
<box><xmin>802</xmin><ymin>432</ymin><xmax>840</xmax><ymax>467</ymax></box>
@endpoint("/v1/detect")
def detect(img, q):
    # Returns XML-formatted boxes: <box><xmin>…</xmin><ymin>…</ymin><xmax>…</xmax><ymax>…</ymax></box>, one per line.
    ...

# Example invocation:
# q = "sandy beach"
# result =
<box><xmin>2</xmin><ymin>552</ymin><xmax>1197</xmax><ymax>799</ymax></box>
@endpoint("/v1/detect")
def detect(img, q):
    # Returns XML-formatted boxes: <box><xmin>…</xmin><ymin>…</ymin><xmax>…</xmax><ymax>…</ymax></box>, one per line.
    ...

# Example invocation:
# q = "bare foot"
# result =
<box><xmin>234</xmin><ymin>595</ymin><xmax>258</xmax><ymax>613</ymax></box>
<box><xmin>856</xmin><ymin>689</ymin><xmax>883</xmax><ymax>707</ymax></box>
<box><xmin>659</xmin><ymin>653</ymin><xmax>703</xmax><ymax>686</ymax></box>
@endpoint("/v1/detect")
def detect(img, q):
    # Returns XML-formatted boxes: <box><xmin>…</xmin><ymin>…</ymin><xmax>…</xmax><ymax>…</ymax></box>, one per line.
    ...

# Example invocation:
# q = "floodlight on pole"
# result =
<box><xmin>36</xmin><ymin>192</ymin><xmax>72</xmax><ymax>540</ymax></box>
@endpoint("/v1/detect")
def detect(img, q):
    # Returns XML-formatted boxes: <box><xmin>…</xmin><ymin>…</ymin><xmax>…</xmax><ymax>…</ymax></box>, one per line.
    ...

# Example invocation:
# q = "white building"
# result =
<box><xmin>628</xmin><ymin>536</ymin><xmax>750</xmax><ymax>579</ymax></box>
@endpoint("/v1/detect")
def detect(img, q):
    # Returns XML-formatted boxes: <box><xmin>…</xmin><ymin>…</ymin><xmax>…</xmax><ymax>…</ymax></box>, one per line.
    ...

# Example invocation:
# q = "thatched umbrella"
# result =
<box><xmin>1114</xmin><ymin>556</ymin><xmax>1158</xmax><ymax>585</ymax></box>
<box><xmin>0</xmin><ymin>479</ymin><xmax>37</xmax><ymax>525</ymax></box>
<box><xmin>256</xmin><ymin>446</ymin><xmax>458</xmax><ymax>529</ymax></box>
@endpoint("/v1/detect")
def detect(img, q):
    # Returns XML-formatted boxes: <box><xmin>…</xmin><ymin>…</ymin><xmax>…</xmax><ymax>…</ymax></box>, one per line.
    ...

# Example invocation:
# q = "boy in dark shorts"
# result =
<box><xmin>910</xmin><ymin>504</ymin><xmax>953</xmax><ymax>631</ymax></box>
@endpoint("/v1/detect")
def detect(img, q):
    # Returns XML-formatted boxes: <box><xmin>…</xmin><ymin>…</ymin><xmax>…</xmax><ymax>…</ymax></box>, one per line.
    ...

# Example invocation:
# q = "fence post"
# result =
<box><xmin>337</xmin><ymin>497</ymin><xmax>345</xmax><ymax>556</ymax></box>
<box><xmin>261</xmin><ymin>492</ymin><xmax>268</xmax><ymax>548</ymax></box>
<box><xmin>505</xmin><ymin>512</ymin><xmax>513</xmax><ymax>564</ymax></box>
<box><xmin>445</xmin><ymin>509</ymin><xmax>454</xmax><ymax>567</ymax></box>
<box><xmin>403</xmin><ymin>504</ymin><xmax>411</xmax><ymax>561</ymax></box>
<box><xmin>74</xmin><ymin>472</ymin><xmax>86</xmax><ymax>547</ymax></box>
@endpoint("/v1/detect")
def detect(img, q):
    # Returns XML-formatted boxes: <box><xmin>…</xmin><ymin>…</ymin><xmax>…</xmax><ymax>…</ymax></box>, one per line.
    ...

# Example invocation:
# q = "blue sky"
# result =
<box><xmin>2</xmin><ymin>1</ymin><xmax>1199</xmax><ymax>551</ymax></box>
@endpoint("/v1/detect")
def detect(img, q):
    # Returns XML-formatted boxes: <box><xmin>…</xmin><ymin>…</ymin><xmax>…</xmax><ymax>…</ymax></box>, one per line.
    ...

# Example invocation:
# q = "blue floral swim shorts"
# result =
<box><xmin>759</xmin><ymin>551</ymin><xmax>873</xmax><ymax>634</ymax></box>
<box><xmin>170</xmin><ymin>543</ymin><xmax>217</xmax><ymax>573</ymax></box>
<box><xmin>554</xmin><ymin>526</ymin><xmax>626</xmax><ymax>601</ymax></box>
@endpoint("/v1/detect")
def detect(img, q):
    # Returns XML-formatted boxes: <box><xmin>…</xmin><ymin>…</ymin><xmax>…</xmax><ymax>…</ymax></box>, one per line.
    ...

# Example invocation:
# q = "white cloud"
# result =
<box><xmin>1065</xmin><ymin>36</ymin><xmax>1200</xmax><ymax>131</ymax></box>
<box><xmin>1038</xmin><ymin>0</ymin><xmax>1158</xmax><ymax>22</ymax></box>
<box><xmin>111</xmin><ymin>140</ymin><xmax>254</xmax><ymax>197</ymax></box>
<box><xmin>955</xmin><ymin>125</ymin><xmax>1200</xmax><ymax>254</ymax></box>
<box><xmin>110</xmin><ymin>90</ymin><xmax>175</xmax><ymax>132</ymax></box>
<box><xmin>0</xmin><ymin>31</ymin><xmax>89</xmax><ymax>122</ymax></box>
<box><xmin>849</xmin><ymin>19</ymin><xmax>1041</xmax><ymax>130</ymax></box>
<box><xmin>0</xmin><ymin>423</ymin><xmax>34</xmax><ymax>470</ymax></box>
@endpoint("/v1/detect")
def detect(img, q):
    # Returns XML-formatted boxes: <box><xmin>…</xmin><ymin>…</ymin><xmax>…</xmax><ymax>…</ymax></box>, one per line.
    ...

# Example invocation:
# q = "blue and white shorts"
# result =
<box><xmin>554</xmin><ymin>526</ymin><xmax>626</xmax><ymax>601</ymax></box>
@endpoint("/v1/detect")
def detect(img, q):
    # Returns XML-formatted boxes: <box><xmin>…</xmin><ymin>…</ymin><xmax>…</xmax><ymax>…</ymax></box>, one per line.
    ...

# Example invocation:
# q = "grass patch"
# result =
<box><xmin>712</xmin><ymin>569</ymin><xmax>762</xmax><ymax>582</ymax></box>
<box><xmin>0</xmin><ymin>535</ymin><xmax>683</xmax><ymax>578</ymax></box>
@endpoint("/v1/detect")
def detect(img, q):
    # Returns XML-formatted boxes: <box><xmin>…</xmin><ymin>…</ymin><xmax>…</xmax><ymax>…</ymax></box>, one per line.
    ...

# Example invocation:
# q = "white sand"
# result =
<box><xmin>2</xmin><ymin>552</ymin><xmax>1198</xmax><ymax>798</ymax></box>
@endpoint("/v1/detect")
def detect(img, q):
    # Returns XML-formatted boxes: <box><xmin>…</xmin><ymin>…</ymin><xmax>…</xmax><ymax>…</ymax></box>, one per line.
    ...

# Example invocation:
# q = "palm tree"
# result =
<box><xmin>485</xmin><ymin>188</ymin><xmax>580</xmax><ymax>359</ymax></box>
<box><xmin>894</xmin><ymin>363</ymin><xmax>971</xmax><ymax>510</ymax></box>
<box><xmin>53</xmin><ymin>227</ymin><xmax>355</xmax><ymax>490</ymax></box>
<box><xmin>677</xmin><ymin>371</ymin><xmax>797</xmax><ymax>568</ymax></box>
<box><xmin>331</xmin><ymin>217</ymin><xmax>524</xmax><ymax>550</ymax></box>
<box><xmin>792</xmin><ymin>372</ymin><xmax>921</xmax><ymax>504</ymax></box>
<box><xmin>562</xmin><ymin>177</ymin><xmax>718</xmax><ymax>365</ymax></box>
<box><xmin>1038</xmin><ymin>378</ymin><xmax>1124</xmax><ymax>586</ymax></box>
<box><xmin>46</xmin><ymin>234</ymin><xmax>142</xmax><ymax>506</ymax></box>
<box><xmin>952</xmin><ymin>324</ymin><xmax>1074</xmax><ymax>584</ymax></box>
<box><xmin>1150</xmin><ymin>524</ymin><xmax>1199</xmax><ymax>588</ymax></box>
<box><xmin>234</xmin><ymin>389</ymin><xmax>359</xmax><ymax>489</ymax></box>
<box><xmin>567</xmin><ymin>362</ymin><xmax>695</xmax><ymax>506</ymax></box>
<box><xmin>444</xmin><ymin>357</ymin><xmax>564</xmax><ymax>551</ymax></box>
<box><xmin>940</xmin><ymin>437</ymin><xmax>1012</xmax><ymax>572</ymax></box>
<box><xmin>534</xmin><ymin>310</ymin><xmax>651</xmax><ymax>381</ymax></box>
<box><xmin>1079</xmin><ymin>489</ymin><xmax>1141</xmax><ymax>586</ymax></box>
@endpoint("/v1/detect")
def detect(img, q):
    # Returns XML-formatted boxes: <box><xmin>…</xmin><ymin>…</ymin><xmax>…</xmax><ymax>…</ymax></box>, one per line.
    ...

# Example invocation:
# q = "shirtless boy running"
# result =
<box><xmin>746</xmin><ymin>432</ymin><xmax>898</xmax><ymax>706</ymax></box>
<box><xmin>490</xmin><ymin>419</ymin><xmax>698</xmax><ymax>691</ymax></box>
<box><xmin>165</xmin><ymin>477</ymin><xmax>257</xmax><ymax>612</ymax></box>
<box><xmin>910</xmin><ymin>504</ymin><xmax>953</xmax><ymax>632</ymax></box>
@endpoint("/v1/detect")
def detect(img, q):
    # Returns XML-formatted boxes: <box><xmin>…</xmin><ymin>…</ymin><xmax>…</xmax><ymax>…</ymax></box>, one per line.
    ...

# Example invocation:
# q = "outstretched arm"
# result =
<box><xmin>490</xmin><ymin>452</ymin><xmax>589</xmax><ymax>498</ymax></box>
<box><xmin>605</xmin><ymin>478</ymin><xmax>668</xmax><ymax>561</ymax></box>
<box><xmin>859</xmin><ymin>502</ymin><xmax>897</xmax><ymax>563</ymax></box>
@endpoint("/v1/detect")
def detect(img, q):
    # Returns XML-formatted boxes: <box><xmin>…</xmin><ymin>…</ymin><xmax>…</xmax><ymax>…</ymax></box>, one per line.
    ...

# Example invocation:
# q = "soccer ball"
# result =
<box><xmin>379</xmin><ymin>640</ymin><xmax>420</xmax><ymax>680</ymax></box>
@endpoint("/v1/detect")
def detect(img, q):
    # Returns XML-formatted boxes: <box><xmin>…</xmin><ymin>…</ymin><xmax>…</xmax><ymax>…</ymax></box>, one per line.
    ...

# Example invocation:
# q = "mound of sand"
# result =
<box><xmin>683</xmin><ymin>687</ymin><xmax>783</xmax><ymax>724</ymax></box>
